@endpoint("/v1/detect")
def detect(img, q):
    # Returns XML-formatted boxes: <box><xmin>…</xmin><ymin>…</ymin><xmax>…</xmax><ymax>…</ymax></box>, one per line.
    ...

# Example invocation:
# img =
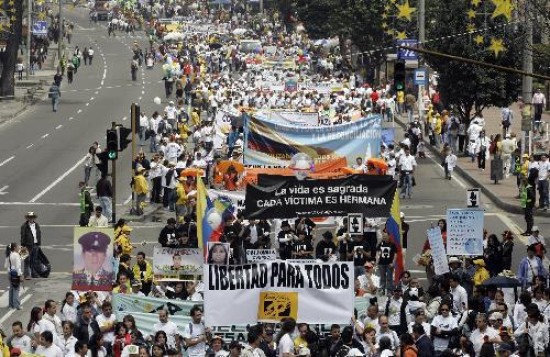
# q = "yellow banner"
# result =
<box><xmin>258</xmin><ymin>291</ymin><xmax>298</xmax><ymax>322</ymax></box>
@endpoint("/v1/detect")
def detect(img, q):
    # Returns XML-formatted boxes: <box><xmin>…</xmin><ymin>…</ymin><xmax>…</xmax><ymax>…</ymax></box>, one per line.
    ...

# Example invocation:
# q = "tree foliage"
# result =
<box><xmin>0</xmin><ymin>0</ymin><xmax>24</xmax><ymax>98</ymax></box>
<box><xmin>424</xmin><ymin>0</ymin><xmax>523</xmax><ymax>123</ymax></box>
<box><xmin>294</xmin><ymin>0</ymin><xmax>391</xmax><ymax>70</ymax></box>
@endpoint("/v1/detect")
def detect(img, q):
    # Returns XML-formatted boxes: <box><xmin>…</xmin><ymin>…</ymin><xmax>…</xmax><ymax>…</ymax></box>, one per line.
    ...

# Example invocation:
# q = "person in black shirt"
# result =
<box><xmin>295</xmin><ymin>216</ymin><xmax>316</xmax><ymax>239</ymax></box>
<box><xmin>292</xmin><ymin>231</ymin><xmax>314</xmax><ymax>259</ymax></box>
<box><xmin>316</xmin><ymin>231</ymin><xmax>337</xmax><ymax>261</ymax></box>
<box><xmin>337</xmin><ymin>218</ymin><xmax>352</xmax><ymax>261</ymax></box>
<box><xmin>376</xmin><ymin>232</ymin><xmax>397</xmax><ymax>295</ymax></box>
<box><xmin>277</xmin><ymin>220</ymin><xmax>295</xmax><ymax>260</ymax></box>
<box><xmin>158</xmin><ymin>218</ymin><xmax>178</xmax><ymax>247</ymax></box>
<box><xmin>401</xmin><ymin>212</ymin><xmax>410</xmax><ymax>249</ymax></box>
<box><xmin>349</xmin><ymin>235</ymin><xmax>372</xmax><ymax>277</ymax></box>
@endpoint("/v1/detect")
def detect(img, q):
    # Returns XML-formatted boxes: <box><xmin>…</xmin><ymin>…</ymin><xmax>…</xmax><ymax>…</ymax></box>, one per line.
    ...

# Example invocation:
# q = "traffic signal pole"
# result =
<box><xmin>130</xmin><ymin>103</ymin><xmax>138</xmax><ymax>215</ymax></box>
<box><xmin>111</xmin><ymin>121</ymin><xmax>117</xmax><ymax>223</ymax></box>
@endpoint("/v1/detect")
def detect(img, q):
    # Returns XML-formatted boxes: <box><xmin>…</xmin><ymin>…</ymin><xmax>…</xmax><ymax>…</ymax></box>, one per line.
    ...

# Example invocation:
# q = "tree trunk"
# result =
<box><xmin>0</xmin><ymin>0</ymin><xmax>24</xmax><ymax>98</ymax></box>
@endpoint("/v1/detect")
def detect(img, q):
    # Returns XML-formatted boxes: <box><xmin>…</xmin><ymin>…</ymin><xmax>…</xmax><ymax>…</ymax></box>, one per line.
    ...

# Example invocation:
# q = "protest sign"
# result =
<box><xmin>207</xmin><ymin>189</ymin><xmax>245</xmax><ymax>212</ymax></box>
<box><xmin>206</xmin><ymin>242</ymin><xmax>230</xmax><ymax>265</ymax></box>
<box><xmin>426</xmin><ymin>227</ymin><xmax>450</xmax><ymax>276</ymax></box>
<box><xmin>153</xmin><ymin>247</ymin><xmax>203</xmax><ymax>280</ymax></box>
<box><xmin>72</xmin><ymin>227</ymin><xmax>114</xmax><ymax>292</ymax></box>
<box><xmin>113</xmin><ymin>293</ymin><xmax>370</xmax><ymax>340</ymax></box>
<box><xmin>259</xmin><ymin>111</ymin><xmax>319</xmax><ymax>126</ymax></box>
<box><xmin>244</xmin><ymin>174</ymin><xmax>397</xmax><ymax>219</ymax></box>
<box><xmin>246</xmin><ymin>249</ymin><xmax>277</xmax><ymax>262</ymax></box>
<box><xmin>447</xmin><ymin>209</ymin><xmax>484</xmax><ymax>256</ymax></box>
<box><xmin>244</xmin><ymin>115</ymin><xmax>382</xmax><ymax>167</ymax></box>
<box><xmin>204</xmin><ymin>260</ymin><xmax>354</xmax><ymax>325</ymax></box>
<box><xmin>214</xmin><ymin>110</ymin><xmax>239</xmax><ymax>149</ymax></box>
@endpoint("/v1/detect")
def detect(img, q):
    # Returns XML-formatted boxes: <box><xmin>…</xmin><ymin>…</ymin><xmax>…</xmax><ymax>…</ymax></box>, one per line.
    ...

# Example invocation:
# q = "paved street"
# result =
<box><xmin>0</xmin><ymin>5</ymin><xmax>546</xmax><ymax>338</ymax></box>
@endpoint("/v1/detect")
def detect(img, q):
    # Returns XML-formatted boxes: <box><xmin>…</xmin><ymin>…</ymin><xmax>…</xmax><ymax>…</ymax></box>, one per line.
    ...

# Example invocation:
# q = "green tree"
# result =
<box><xmin>294</xmin><ymin>0</ymin><xmax>391</xmax><ymax>73</ymax></box>
<box><xmin>0</xmin><ymin>1</ymin><xmax>23</xmax><ymax>98</ymax></box>
<box><xmin>425</xmin><ymin>0</ymin><xmax>523</xmax><ymax>123</ymax></box>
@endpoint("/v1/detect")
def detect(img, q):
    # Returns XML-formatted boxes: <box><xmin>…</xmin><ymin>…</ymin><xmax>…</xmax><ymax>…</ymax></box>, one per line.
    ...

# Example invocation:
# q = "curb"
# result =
<box><xmin>393</xmin><ymin>115</ymin><xmax>550</xmax><ymax>218</ymax></box>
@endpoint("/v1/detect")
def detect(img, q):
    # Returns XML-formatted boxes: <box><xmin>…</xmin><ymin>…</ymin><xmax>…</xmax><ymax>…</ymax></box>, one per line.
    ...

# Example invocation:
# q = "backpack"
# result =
<box><xmin>157</xmin><ymin>120</ymin><xmax>166</xmax><ymax>135</ymax></box>
<box><xmin>449</xmin><ymin>118</ymin><xmax>459</xmax><ymax>133</ymax></box>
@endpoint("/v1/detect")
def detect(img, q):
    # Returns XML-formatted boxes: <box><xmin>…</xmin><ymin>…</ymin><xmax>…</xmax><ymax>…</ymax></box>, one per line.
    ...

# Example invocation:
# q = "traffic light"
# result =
<box><xmin>118</xmin><ymin>127</ymin><xmax>132</xmax><ymax>151</ymax></box>
<box><xmin>106</xmin><ymin>129</ymin><xmax>118</xmax><ymax>160</ymax></box>
<box><xmin>394</xmin><ymin>59</ymin><xmax>406</xmax><ymax>92</ymax></box>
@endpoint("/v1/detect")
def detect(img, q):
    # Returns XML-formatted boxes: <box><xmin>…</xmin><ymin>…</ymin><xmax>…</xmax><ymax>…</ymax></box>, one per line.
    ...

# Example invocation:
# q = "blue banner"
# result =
<box><xmin>244</xmin><ymin>115</ymin><xmax>382</xmax><ymax>167</ymax></box>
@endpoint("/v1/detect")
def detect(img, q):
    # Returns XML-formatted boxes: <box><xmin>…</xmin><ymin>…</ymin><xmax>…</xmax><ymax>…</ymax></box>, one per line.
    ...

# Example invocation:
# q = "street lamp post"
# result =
<box><xmin>26</xmin><ymin>0</ymin><xmax>32</xmax><ymax>79</ymax></box>
<box><xmin>58</xmin><ymin>0</ymin><xmax>63</xmax><ymax>67</ymax></box>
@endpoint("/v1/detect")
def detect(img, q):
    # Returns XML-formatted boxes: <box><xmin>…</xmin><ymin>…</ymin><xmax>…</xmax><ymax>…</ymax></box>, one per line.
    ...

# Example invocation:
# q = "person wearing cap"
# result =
<box><xmin>115</xmin><ymin>225</ymin><xmax>136</xmax><ymax>256</ymax></box>
<box><xmin>513</xmin><ymin>303</ymin><xmax>548</xmax><ymax>355</ymax></box>
<box><xmin>88</xmin><ymin>206</ymin><xmax>109</xmax><ymax>227</ymax></box>
<box><xmin>527</xmin><ymin>226</ymin><xmax>546</xmax><ymax>259</ymax></box>
<box><xmin>501</xmin><ymin>230</ymin><xmax>515</xmax><ymax>270</ymax></box>
<box><xmin>518</xmin><ymin>245</ymin><xmax>545</xmax><ymax>289</ymax></box>
<box><xmin>20</xmin><ymin>211</ymin><xmax>41</xmax><ymax>280</ymax></box>
<box><xmin>73</xmin><ymin>231</ymin><xmax>114</xmax><ymax>290</ymax></box>
<box><xmin>472</xmin><ymin>258</ymin><xmax>490</xmax><ymax>286</ymax></box>
<box><xmin>133</xmin><ymin>166</ymin><xmax>149</xmax><ymax>216</ymax></box>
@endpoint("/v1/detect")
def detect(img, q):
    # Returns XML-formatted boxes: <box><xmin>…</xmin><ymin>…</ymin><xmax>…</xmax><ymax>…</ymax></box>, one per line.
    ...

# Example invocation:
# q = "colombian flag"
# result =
<box><xmin>386</xmin><ymin>192</ymin><xmax>403</xmax><ymax>282</ymax></box>
<box><xmin>196</xmin><ymin>175</ymin><xmax>213</xmax><ymax>255</ymax></box>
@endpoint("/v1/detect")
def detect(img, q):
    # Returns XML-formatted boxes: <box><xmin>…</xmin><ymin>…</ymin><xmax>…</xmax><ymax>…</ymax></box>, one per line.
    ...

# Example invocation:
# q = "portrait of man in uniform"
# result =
<box><xmin>72</xmin><ymin>228</ymin><xmax>114</xmax><ymax>291</ymax></box>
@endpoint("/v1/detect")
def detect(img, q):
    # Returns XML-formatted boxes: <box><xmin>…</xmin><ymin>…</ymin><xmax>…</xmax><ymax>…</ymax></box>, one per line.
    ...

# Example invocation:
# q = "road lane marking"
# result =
<box><xmin>29</xmin><ymin>156</ymin><xmax>87</xmax><ymax>202</ymax></box>
<box><xmin>26</xmin><ymin>144</ymin><xmax>34</xmax><ymax>149</ymax></box>
<box><xmin>77</xmin><ymin>109</ymin><xmax>82</xmax><ymax>114</ymax></box>
<box><xmin>90</xmin><ymin>97</ymin><xmax>95</xmax><ymax>101</ymax></box>
<box><xmin>0</xmin><ymin>156</ymin><xmax>15</xmax><ymax>167</ymax></box>
<box><xmin>0</xmin><ymin>293</ymin><xmax>32</xmax><ymax>316</ymax></box>
<box><xmin>122</xmin><ymin>116</ymin><xmax>127</xmax><ymax>121</ymax></box>
<box><xmin>55</xmin><ymin>125</ymin><xmax>63</xmax><ymax>130</ymax></box>
<box><xmin>86</xmin><ymin>103</ymin><xmax>90</xmax><ymax>106</ymax></box>
<box><xmin>0</xmin><ymin>186</ymin><xmax>8</xmax><ymax>195</ymax></box>
<box><xmin>41</xmin><ymin>133</ymin><xmax>49</xmax><ymax>139</ymax></box>
<box><xmin>124</xmin><ymin>194</ymin><xmax>132</xmax><ymax>204</ymax></box>
<box><xmin>69</xmin><ymin>117</ymin><xmax>74</xmax><ymax>120</ymax></box>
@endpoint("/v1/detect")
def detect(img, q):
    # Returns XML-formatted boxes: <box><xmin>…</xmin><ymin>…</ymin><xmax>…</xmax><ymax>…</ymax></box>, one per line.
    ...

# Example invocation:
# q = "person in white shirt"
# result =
<box><xmin>139</xmin><ymin>112</ymin><xmax>149</xmax><ymax>146</ymax></box>
<box><xmin>10</xmin><ymin>321</ymin><xmax>33</xmax><ymax>353</ymax></box>
<box><xmin>96</xmin><ymin>301</ymin><xmax>116</xmax><ymax>347</ymax></box>
<box><xmin>449</xmin><ymin>274</ymin><xmax>468</xmax><ymax>314</ymax></box>
<box><xmin>444</xmin><ymin>148</ymin><xmax>458</xmax><ymax>180</ymax></box>
<box><xmin>431</xmin><ymin>302</ymin><xmax>458</xmax><ymax>352</ymax></box>
<box><xmin>88</xmin><ymin>206</ymin><xmax>109</xmax><ymax>227</ymax></box>
<box><xmin>43</xmin><ymin>300</ymin><xmax>63</xmax><ymax>337</ymax></box>
<box><xmin>407</xmin><ymin>310</ymin><xmax>431</xmax><ymax>337</ymax></box>
<box><xmin>514</xmin><ymin>303</ymin><xmax>550</xmax><ymax>355</ymax></box>
<box><xmin>6</xmin><ymin>242</ymin><xmax>22</xmax><ymax>309</ymax></box>
<box><xmin>165</xmin><ymin>136</ymin><xmax>182</xmax><ymax>164</ymax></box>
<box><xmin>376</xmin><ymin>316</ymin><xmax>400</xmax><ymax>354</ymax></box>
<box><xmin>35</xmin><ymin>331</ymin><xmax>63</xmax><ymax>357</ymax></box>
<box><xmin>474</xmin><ymin>130</ymin><xmax>490</xmax><ymax>170</ymax></box>
<box><xmin>164</xmin><ymin>101</ymin><xmax>178</xmax><ymax>128</ymax></box>
<box><xmin>398</xmin><ymin>146</ymin><xmax>417</xmax><ymax>199</ymax></box>
<box><xmin>276</xmin><ymin>318</ymin><xmax>296</xmax><ymax>357</ymax></box>
<box><xmin>183</xmin><ymin>306</ymin><xmax>209</xmax><ymax>357</ymax></box>
<box><xmin>60</xmin><ymin>321</ymin><xmax>79</xmax><ymax>356</ymax></box>
<box><xmin>532</xmin><ymin>88</ymin><xmax>546</xmax><ymax>127</ymax></box>
<box><xmin>470</xmin><ymin>314</ymin><xmax>500</xmax><ymax>355</ymax></box>
<box><xmin>536</xmin><ymin>154</ymin><xmax>549</xmax><ymax>210</ymax></box>
<box><xmin>151</xmin><ymin>309</ymin><xmax>180</xmax><ymax>349</ymax></box>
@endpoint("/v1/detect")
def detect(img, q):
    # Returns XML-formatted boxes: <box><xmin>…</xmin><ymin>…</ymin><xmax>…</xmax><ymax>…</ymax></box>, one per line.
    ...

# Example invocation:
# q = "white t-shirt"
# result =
<box><xmin>35</xmin><ymin>344</ymin><xmax>63</xmax><ymax>357</ymax></box>
<box><xmin>431</xmin><ymin>314</ymin><xmax>458</xmax><ymax>351</ymax></box>
<box><xmin>152</xmin><ymin>321</ymin><xmax>180</xmax><ymax>349</ymax></box>
<box><xmin>182</xmin><ymin>322</ymin><xmax>206</xmax><ymax>357</ymax></box>
<box><xmin>96</xmin><ymin>313</ymin><xmax>116</xmax><ymax>343</ymax></box>
<box><xmin>62</xmin><ymin>303</ymin><xmax>78</xmax><ymax>324</ymax></box>
<box><xmin>470</xmin><ymin>327</ymin><xmax>499</xmax><ymax>355</ymax></box>
<box><xmin>399</xmin><ymin>155</ymin><xmax>417</xmax><ymax>171</ymax></box>
<box><xmin>277</xmin><ymin>333</ymin><xmax>294</xmax><ymax>356</ymax></box>
<box><xmin>538</xmin><ymin>160</ymin><xmax>550</xmax><ymax>180</ymax></box>
<box><xmin>11</xmin><ymin>335</ymin><xmax>33</xmax><ymax>353</ymax></box>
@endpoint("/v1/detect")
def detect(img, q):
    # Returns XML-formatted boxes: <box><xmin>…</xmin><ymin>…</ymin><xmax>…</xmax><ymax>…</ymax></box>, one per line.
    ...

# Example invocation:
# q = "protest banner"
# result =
<box><xmin>258</xmin><ymin>111</ymin><xmax>319</xmax><ymax>126</ymax></box>
<box><xmin>72</xmin><ymin>227</ymin><xmax>115</xmax><ymax>292</ymax></box>
<box><xmin>206</xmin><ymin>242</ymin><xmax>231</xmax><ymax>265</ymax></box>
<box><xmin>244</xmin><ymin>115</ymin><xmax>382</xmax><ymax>167</ymax></box>
<box><xmin>447</xmin><ymin>209</ymin><xmax>484</xmax><ymax>256</ymax></box>
<box><xmin>426</xmin><ymin>227</ymin><xmax>450</xmax><ymax>276</ymax></box>
<box><xmin>246</xmin><ymin>249</ymin><xmax>277</xmax><ymax>262</ymax></box>
<box><xmin>113</xmin><ymin>292</ymin><xmax>369</xmax><ymax>339</ymax></box>
<box><xmin>207</xmin><ymin>189</ymin><xmax>245</xmax><ymax>212</ymax></box>
<box><xmin>153</xmin><ymin>247</ymin><xmax>203</xmax><ymax>281</ymax></box>
<box><xmin>204</xmin><ymin>260</ymin><xmax>354</xmax><ymax>325</ymax></box>
<box><xmin>244</xmin><ymin>174</ymin><xmax>397</xmax><ymax>219</ymax></box>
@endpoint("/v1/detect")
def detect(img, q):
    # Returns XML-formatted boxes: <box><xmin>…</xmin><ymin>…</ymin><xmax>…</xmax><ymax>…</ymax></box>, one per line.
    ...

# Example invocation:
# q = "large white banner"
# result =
<box><xmin>447</xmin><ymin>209</ymin><xmax>484</xmax><ymax>256</ymax></box>
<box><xmin>260</xmin><ymin>111</ymin><xmax>319</xmax><ymax>126</ymax></box>
<box><xmin>204</xmin><ymin>260</ymin><xmax>354</xmax><ymax>325</ymax></box>
<box><xmin>213</xmin><ymin>110</ymin><xmax>238</xmax><ymax>149</ymax></box>
<box><xmin>427</xmin><ymin>227</ymin><xmax>450</xmax><ymax>276</ymax></box>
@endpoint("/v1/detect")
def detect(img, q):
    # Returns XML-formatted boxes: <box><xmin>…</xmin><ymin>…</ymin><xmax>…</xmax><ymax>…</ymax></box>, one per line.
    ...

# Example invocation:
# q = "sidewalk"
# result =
<box><xmin>0</xmin><ymin>45</ymin><xmax>59</xmax><ymax>125</ymax></box>
<box><xmin>397</xmin><ymin>104</ymin><xmax>550</xmax><ymax>218</ymax></box>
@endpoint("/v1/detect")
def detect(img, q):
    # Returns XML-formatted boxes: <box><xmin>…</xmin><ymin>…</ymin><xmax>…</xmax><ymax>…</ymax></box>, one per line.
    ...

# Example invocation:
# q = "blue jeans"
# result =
<box><xmin>99</xmin><ymin>196</ymin><xmax>112</xmax><ymax>222</ymax></box>
<box><xmin>9</xmin><ymin>281</ymin><xmax>20</xmax><ymax>308</ymax></box>
<box><xmin>378</xmin><ymin>264</ymin><xmax>394</xmax><ymax>294</ymax></box>
<box><xmin>538</xmin><ymin>180</ymin><xmax>549</xmax><ymax>209</ymax></box>
<box><xmin>400</xmin><ymin>171</ymin><xmax>413</xmax><ymax>198</ymax></box>
<box><xmin>149</xmin><ymin>134</ymin><xmax>157</xmax><ymax>153</ymax></box>
<box><xmin>163</xmin><ymin>188</ymin><xmax>175</xmax><ymax>210</ymax></box>
<box><xmin>52</xmin><ymin>97</ymin><xmax>59</xmax><ymax>111</ymax></box>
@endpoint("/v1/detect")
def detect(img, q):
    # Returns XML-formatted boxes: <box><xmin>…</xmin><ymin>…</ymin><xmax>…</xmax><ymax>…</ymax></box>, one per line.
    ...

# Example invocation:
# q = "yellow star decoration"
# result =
<box><xmin>389</xmin><ymin>0</ymin><xmax>397</xmax><ymax>3</ymax></box>
<box><xmin>491</xmin><ymin>0</ymin><xmax>515</xmax><ymax>21</ymax></box>
<box><xmin>488</xmin><ymin>37</ymin><xmax>506</xmax><ymax>56</ymax></box>
<box><xmin>385</xmin><ymin>4</ymin><xmax>391</xmax><ymax>11</ymax></box>
<box><xmin>474</xmin><ymin>35</ymin><xmax>484</xmax><ymax>45</ymax></box>
<box><xmin>467</xmin><ymin>9</ymin><xmax>476</xmax><ymax>19</ymax></box>
<box><xmin>471</xmin><ymin>0</ymin><xmax>481</xmax><ymax>6</ymax></box>
<box><xmin>382</xmin><ymin>12</ymin><xmax>388</xmax><ymax>19</ymax></box>
<box><xmin>396</xmin><ymin>31</ymin><xmax>407</xmax><ymax>40</ymax></box>
<box><xmin>466</xmin><ymin>23</ymin><xmax>476</xmax><ymax>32</ymax></box>
<box><xmin>385</xmin><ymin>28</ymin><xmax>395</xmax><ymax>36</ymax></box>
<box><xmin>7</xmin><ymin>0</ymin><xmax>14</xmax><ymax>6</ymax></box>
<box><xmin>382</xmin><ymin>22</ymin><xmax>388</xmax><ymax>29</ymax></box>
<box><xmin>37</xmin><ymin>12</ymin><xmax>47</xmax><ymax>20</ymax></box>
<box><xmin>396</xmin><ymin>0</ymin><xmax>416</xmax><ymax>21</ymax></box>
<box><xmin>10</xmin><ymin>15</ymin><xmax>15</xmax><ymax>22</ymax></box>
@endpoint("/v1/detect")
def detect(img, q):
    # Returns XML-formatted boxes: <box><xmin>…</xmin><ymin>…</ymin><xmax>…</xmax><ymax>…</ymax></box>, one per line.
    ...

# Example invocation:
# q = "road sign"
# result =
<box><xmin>32</xmin><ymin>21</ymin><xmax>48</xmax><ymax>35</ymax></box>
<box><xmin>414</xmin><ymin>68</ymin><xmax>427</xmax><ymax>86</ymax></box>
<box><xmin>347</xmin><ymin>213</ymin><xmax>364</xmax><ymax>235</ymax></box>
<box><xmin>396</xmin><ymin>39</ymin><xmax>418</xmax><ymax>60</ymax></box>
<box><xmin>467</xmin><ymin>188</ymin><xmax>481</xmax><ymax>208</ymax></box>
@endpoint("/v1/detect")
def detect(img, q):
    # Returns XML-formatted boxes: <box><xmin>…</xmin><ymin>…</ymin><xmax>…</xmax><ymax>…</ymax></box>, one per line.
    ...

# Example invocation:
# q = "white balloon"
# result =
<box><xmin>206</xmin><ymin>209</ymin><xmax>222</xmax><ymax>230</ymax></box>
<box><xmin>153</xmin><ymin>97</ymin><xmax>161</xmax><ymax>105</ymax></box>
